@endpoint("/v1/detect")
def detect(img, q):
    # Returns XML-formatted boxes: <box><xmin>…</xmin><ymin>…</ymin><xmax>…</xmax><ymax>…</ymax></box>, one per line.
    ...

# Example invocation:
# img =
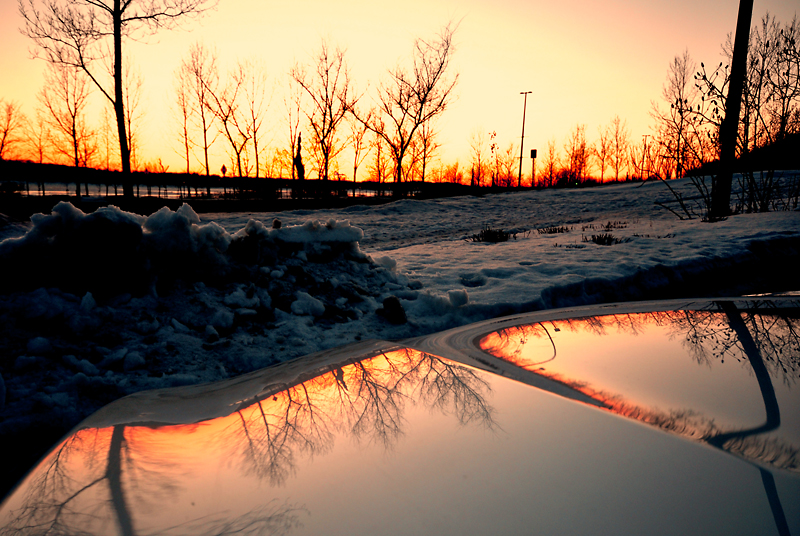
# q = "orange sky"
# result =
<box><xmin>1</xmin><ymin>0</ymin><xmax>797</xmax><ymax>177</ymax></box>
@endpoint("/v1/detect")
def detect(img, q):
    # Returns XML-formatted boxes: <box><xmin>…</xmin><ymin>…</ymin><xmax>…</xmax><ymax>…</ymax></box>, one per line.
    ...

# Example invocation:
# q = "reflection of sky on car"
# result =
<box><xmin>2</xmin><ymin>305</ymin><xmax>800</xmax><ymax>535</ymax></box>
<box><xmin>479</xmin><ymin>307</ymin><xmax>800</xmax><ymax>471</ymax></box>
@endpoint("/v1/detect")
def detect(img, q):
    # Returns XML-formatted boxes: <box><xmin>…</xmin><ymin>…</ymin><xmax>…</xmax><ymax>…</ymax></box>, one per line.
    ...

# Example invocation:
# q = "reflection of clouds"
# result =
<box><xmin>478</xmin><ymin>304</ymin><xmax>800</xmax><ymax>473</ymax></box>
<box><xmin>2</xmin><ymin>347</ymin><xmax>495</xmax><ymax>535</ymax></box>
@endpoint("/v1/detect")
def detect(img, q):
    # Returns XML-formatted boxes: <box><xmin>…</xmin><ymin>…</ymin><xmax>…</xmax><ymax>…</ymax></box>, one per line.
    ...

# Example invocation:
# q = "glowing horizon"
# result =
<box><xmin>1</xmin><ymin>0</ymin><xmax>797</xmax><ymax>179</ymax></box>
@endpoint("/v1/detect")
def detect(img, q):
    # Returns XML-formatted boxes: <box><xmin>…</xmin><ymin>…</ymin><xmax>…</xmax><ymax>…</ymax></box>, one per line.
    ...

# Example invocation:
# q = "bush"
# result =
<box><xmin>537</xmin><ymin>225</ymin><xmax>571</xmax><ymax>234</ymax></box>
<box><xmin>471</xmin><ymin>226</ymin><xmax>510</xmax><ymax>243</ymax></box>
<box><xmin>583</xmin><ymin>233</ymin><xmax>631</xmax><ymax>246</ymax></box>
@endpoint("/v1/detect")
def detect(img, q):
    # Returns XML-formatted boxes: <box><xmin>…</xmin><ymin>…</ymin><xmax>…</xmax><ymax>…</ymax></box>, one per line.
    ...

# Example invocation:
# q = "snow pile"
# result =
<box><xmin>0</xmin><ymin>177</ymin><xmax>799</xmax><ymax>498</ymax></box>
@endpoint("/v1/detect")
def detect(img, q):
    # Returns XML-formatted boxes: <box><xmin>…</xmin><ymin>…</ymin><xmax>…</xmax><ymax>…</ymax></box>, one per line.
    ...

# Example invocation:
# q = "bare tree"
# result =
<box><xmin>291</xmin><ymin>41</ymin><xmax>356</xmax><ymax>181</ymax></box>
<box><xmin>608</xmin><ymin>115</ymin><xmax>631</xmax><ymax>181</ymax></box>
<box><xmin>651</xmin><ymin>50</ymin><xmax>702</xmax><ymax>179</ymax></box>
<box><xmin>442</xmin><ymin>161</ymin><xmax>464</xmax><ymax>184</ymax></box>
<box><xmin>284</xmin><ymin>77</ymin><xmax>303</xmax><ymax>180</ymax></box>
<box><xmin>172</xmin><ymin>60</ymin><xmax>194</xmax><ymax>175</ymax></box>
<box><xmin>768</xmin><ymin>15</ymin><xmax>800</xmax><ymax>141</ymax></box>
<box><xmin>594</xmin><ymin>121</ymin><xmax>613</xmax><ymax>183</ymax></box>
<box><xmin>19</xmin><ymin>0</ymin><xmax>214</xmax><ymax>197</ymax></box>
<box><xmin>368</xmin><ymin>132</ymin><xmax>391</xmax><ymax>183</ymax></box>
<box><xmin>563</xmin><ymin>123</ymin><xmax>589</xmax><ymax>184</ymax></box>
<box><xmin>347</xmin><ymin>111</ymin><xmax>371</xmax><ymax>188</ymax></box>
<box><xmin>206</xmin><ymin>62</ymin><xmax>250</xmax><ymax>179</ymax></box>
<box><xmin>498</xmin><ymin>142</ymin><xmax>518</xmax><ymax>187</ymax></box>
<box><xmin>711</xmin><ymin>0</ymin><xmax>754</xmax><ymax>219</ymax></box>
<box><xmin>469</xmin><ymin>128</ymin><xmax>487</xmax><ymax>187</ymax></box>
<box><xmin>242</xmin><ymin>58</ymin><xmax>271</xmax><ymax>178</ymax></box>
<box><xmin>415</xmin><ymin>118</ymin><xmax>439</xmax><ymax>182</ymax></box>
<box><xmin>123</xmin><ymin>61</ymin><xmax>144</xmax><ymax>174</ymax></box>
<box><xmin>25</xmin><ymin>112</ymin><xmax>50</xmax><ymax>165</ymax></box>
<box><xmin>181</xmin><ymin>42</ymin><xmax>219</xmax><ymax>185</ymax></box>
<box><xmin>38</xmin><ymin>63</ymin><xmax>94</xmax><ymax>178</ymax></box>
<box><xmin>540</xmin><ymin>137</ymin><xmax>559</xmax><ymax>188</ymax></box>
<box><xmin>364</xmin><ymin>23</ymin><xmax>459</xmax><ymax>183</ymax></box>
<box><xmin>0</xmin><ymin>99</ymin><xmax>27</xmax><ymax>160</ymax></box>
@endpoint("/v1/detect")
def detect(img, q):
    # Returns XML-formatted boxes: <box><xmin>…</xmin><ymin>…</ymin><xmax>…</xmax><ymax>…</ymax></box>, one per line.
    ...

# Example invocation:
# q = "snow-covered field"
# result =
<box><xmin>0</xmin><ymin>176</ymin><xmax>798</xmax><ymax>495</ymax></box>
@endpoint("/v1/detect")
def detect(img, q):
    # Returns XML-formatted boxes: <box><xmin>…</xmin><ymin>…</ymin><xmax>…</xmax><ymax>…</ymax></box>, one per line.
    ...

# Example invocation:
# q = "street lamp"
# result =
<box><xmin>518</xmin><ymin>91</ymin><xmax>531</xmax><ymax>187</ymax></box>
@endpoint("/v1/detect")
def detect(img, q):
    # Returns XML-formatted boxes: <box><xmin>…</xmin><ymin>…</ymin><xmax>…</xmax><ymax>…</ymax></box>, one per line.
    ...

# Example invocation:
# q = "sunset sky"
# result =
<box><xmin>1</xmin><ymin>0</ymin><xmax>797</xmax><ymax>177</ymax></box>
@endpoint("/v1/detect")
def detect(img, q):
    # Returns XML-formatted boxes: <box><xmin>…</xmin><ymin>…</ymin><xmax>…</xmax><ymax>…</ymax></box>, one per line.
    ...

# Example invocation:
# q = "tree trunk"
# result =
<box><xmin>114</xmin><ymin>0</ymin><xmax>133</xmax><ymax>198</ymax></box>
<box><xmin>712</xmin><ymin>0</ymin><xmax>754</xmax><ymax>219</ymax></box>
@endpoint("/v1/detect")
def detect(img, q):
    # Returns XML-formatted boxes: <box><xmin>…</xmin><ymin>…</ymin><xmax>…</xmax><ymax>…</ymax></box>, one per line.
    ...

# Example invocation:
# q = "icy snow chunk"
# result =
<box><xmin>15</xmin><ymin>355</ymin><xmax>40</xmax><ymax>369</ymax></box>
<box><xmin>256</xmin><ymin>288</ymin><xmax>272</xmax><ymax>309</ymax></box>
<box><xmin>281</xmin><ymin>219</ymin><xmax>363</xmax><ymax>243</ymax></box>
<box><xmin>373</xmin><ymin>256</ymin><xmax>397</xmax><ymax>271</ymax></box>
<box><xmin>448</xmin><ymin>289</ymin><xmax>470</xmax><ymax>307</ymax></box>
<box><xmin>224</xmin><ymin>286</ymin><xmax>259</xmax><ymax>309</ymax></box>
<box><xmin>63</xmin><ymin>355</ymin><xmax>99</xmax><ymax>376</ymax></box>
<box><xmin>291</xmin><ymin>292</ymin><xmax>326</xmax><ymax>317</ymax></box>
<box><xmin>144</xmin><ymin>204</ymin><xmax>230</xmax><ymax>257</ymax></box>
<box><xmin>99</xmin><ymin>348</ymin><xmax>128</xmax><ymax>369</ymax></box>
<box><xmin>171</xmin><ymin>318</ymin><xmax>191</xmax><ymax>333</ymax></box>
<box><xmin>270</xmin><ymin>269</ymin><xmax>284</xmax><ymax>279</ymax></box>
<box><xmin>19</xmin><ymin>288</ymin><xmax>66</xmax><ymax>319</ymax></box>
<box><xmin>236</xmin><ymin>308</ymin><xmax>258</xmax><ymax>316</ymax></box>
<box><xmin>136</xmin><ymin>316</ymin><xmax>160</xmax><ymax>334</ymax></box>
<box><xmin>124</xmin><ymin>351</ymin><xmax>145</xmax><ymax>371</ymax></box>
<box><xmin>27</xmin><ymin>336</ymin><xmax>52</xmax><ymax>355</ymax></box>
<box><xmin>205</xmin><ymin>325</ymin><xmax>220</xmax><ymax>341</ymax></box>
<box><xmin>80</xmin><ymin>292</ymin><xmax>96</xmax><ymax>311</ymax></box>
<box><xmin>210</xmin><ymin>308</ymin><xmax>234</xmax><ymax>329</ymax></box>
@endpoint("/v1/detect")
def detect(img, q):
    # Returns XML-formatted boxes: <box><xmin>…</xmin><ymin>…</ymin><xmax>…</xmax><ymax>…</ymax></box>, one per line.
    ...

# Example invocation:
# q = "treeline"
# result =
<box><xmin>0</xmin><ymin>20</ymin><xmax>461</xmax><ymax>189</ymax></box>
<box><xmin>2</xmin><ymin>10</ymin><xmax>798</xmax><ymax>193</ymax></box>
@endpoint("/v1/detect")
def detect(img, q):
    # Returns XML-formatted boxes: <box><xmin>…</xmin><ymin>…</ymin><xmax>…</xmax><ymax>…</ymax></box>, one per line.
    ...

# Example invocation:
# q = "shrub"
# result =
<box><xmin>583</xmin><ymin>233</ymin><xmax>631</xmax><ymax>246</ymax></box>
<box><xmin>471</xmin><ymin>226</ymin><xmax>510</xmax><ymax>243</ymax></box>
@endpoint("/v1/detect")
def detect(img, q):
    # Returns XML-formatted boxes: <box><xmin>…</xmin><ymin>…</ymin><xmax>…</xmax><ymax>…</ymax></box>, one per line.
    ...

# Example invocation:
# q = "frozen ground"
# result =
<box><xmin>0</xmin><ymin>176</ymin><xmax>799</xmax><ymax>497</ymax></box>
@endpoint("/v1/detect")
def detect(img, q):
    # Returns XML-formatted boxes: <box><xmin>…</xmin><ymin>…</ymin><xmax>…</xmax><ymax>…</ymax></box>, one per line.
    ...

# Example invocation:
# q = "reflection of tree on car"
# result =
<box><xmin>2</xmin><ymin>423</ymin><xmax>306</xmax><ymax>536</ymax></box>
<box><xmin>224</xmin><ymin>348</ymin><xmax>496</xmax><ymax>487</ymax></box>
<box><xmin>479</xmin><ymin>301</ymin><xmax>799</xmax><ymax>536</ymax></box>
<box><xmin>1</xmin><ymin>347</ymin><xmax>495</xmax><ymax>535</ymax></box>
<box><xmin>479</xmin><ymin>302</ymin><xmax>800</xmax><ymax>471</ymax></box>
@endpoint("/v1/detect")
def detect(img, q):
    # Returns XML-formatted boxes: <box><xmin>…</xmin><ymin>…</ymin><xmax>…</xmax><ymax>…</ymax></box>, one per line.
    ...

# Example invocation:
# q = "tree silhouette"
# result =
<box><xmin>651</xmin><ymin>50</ymin><xmax>701</xmax><ymax>180</ymax></box>
<box><xmin>241</xmin><ymin>58</ymin><xmax>270</xmax><ymax>179</ymax></box>
<box><xmin>19</xmin><ymin>0</ymin><xmax>214</xmax><ymax>197</ymax></box>
<box><xmin>179</xmin><ymin>42</ymin><xmax>219</xmax><ymax>187</ymax></box>
<box><xmin>608</xmin><ymin>115</ymin><xmax>630</xmax><ymax>182</ymax></box>
<box><xmin>362</xmin><ymin>23</ymin><xmax>458</xmax><ymax>183</ymax></box>
<box><xmin>291</xmin><ymin>41</ymin><xmax>357</xmax><ymax>182</ymax></box>
<box><xmin>38</xmin><ymin>63</ymin><xmax>95</xmax><ymax>195</ymax></box>
<box><xmin>346</xmin><ymin>111</ymin><xmax>371</xmax><ymax>191</ymax></box>
<box><xmin>0</xmin><ymin>99</ymin><xmax>27</xmax><ymax>161</ymax></box>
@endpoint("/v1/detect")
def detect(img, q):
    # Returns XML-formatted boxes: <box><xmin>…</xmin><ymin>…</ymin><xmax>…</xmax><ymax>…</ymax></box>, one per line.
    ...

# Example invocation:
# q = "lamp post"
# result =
<box><xmin>518</xmin><ymin>91</ymin><xmax>531</xmax><ymax>187</ymax></box>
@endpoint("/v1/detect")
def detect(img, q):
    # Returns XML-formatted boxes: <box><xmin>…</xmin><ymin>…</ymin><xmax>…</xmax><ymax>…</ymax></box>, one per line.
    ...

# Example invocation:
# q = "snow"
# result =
<box><xmin>0</xmin><ymin>176</ymin><xmax>798</xmax><ymax>493</ymax></box>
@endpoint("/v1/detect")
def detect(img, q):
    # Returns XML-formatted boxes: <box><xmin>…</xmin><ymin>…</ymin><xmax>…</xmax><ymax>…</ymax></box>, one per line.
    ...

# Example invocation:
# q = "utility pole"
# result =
<box><xmin>518</xmin><ymin>91</ymin><xmax>532</xmax><ymax>187</ymax></box>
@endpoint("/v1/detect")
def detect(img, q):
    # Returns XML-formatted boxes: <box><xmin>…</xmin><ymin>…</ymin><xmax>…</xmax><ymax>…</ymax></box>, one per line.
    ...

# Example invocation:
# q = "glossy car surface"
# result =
<box><xmin>1</xmin><ymin>297</ymin><xmax>798</xmax><ymax>535</ymax></box>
